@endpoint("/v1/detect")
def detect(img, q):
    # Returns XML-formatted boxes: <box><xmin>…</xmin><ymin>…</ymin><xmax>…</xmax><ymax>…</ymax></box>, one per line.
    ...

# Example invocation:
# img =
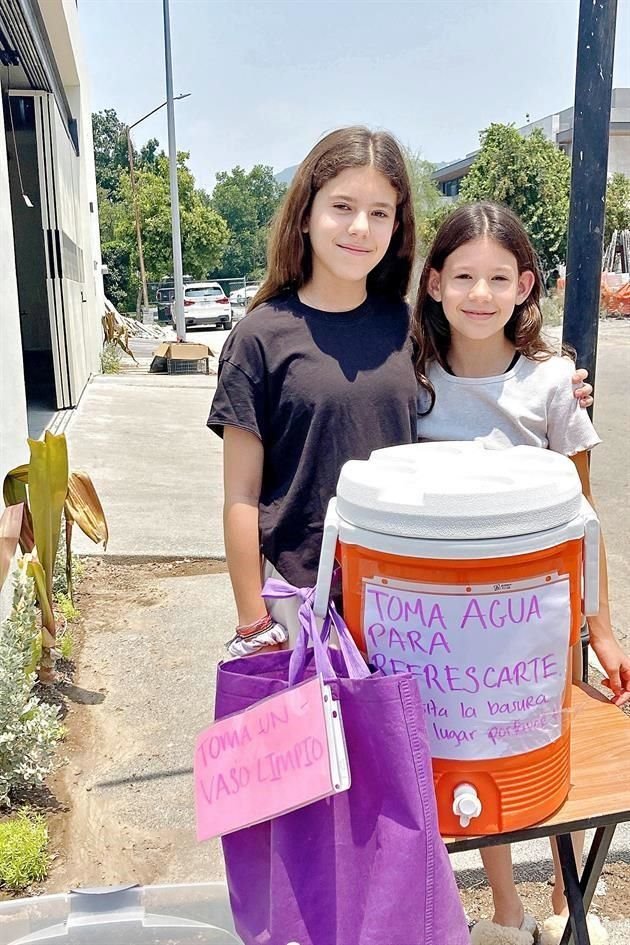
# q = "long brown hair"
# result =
<box><xmin>412</xmin><ymin>201</ymin><xmax>557</xmax><ymax>413</ymax></box>
<box><xmin>250</xmin><ymin>127</ymin><xmax>415</xmax><ymax>309</ymax></box>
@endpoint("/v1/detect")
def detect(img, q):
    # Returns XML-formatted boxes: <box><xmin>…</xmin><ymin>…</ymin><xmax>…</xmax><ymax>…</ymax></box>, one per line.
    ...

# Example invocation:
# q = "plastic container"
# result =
<box><xmin>0</xmin><ymin>883</ymin><xmax>241</xmax><ymax>944</ymax></box>
<box><xmin>314</xmin><ymin>443</ymin><xmax>600</xmax><ymax>835</ymax></box>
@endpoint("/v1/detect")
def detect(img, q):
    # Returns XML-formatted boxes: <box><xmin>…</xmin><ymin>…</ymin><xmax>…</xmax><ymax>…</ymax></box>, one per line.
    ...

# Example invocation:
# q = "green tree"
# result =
<box><xmin>403</xmin><ymin>148</ymin><xmax>442</xmax><ymax>252</ymax></box>
<box><xmin>211</xmin><ymin>165</ymin><xmax>286</xmax><ymax>277</ymax></box>
<box><xmin>96</xmin><ymin>184</ymin><xmax>130</xmax><ymax>310</ymax></box>
<box><xmin>604</xmin><ymin>172</ymin><xmax>630</xmax><ymax>246</ymax></box>
<box><xmin>117</xmin><ymin>152</ymin><xmax>229</xmax><ymax>284</ymax></box>
<box><xmin>138</xmin><ymin>138</ymin><xmax>162</xmax><ymax>172</ymax></box>
<box><xmin>418</xmin><ymin>202</ymin><xmax>458</xmax><ymax>254</ymax></box>
<box><xmin>92</xmin><ymin>109</ymin><xmax>129</xmax><ymax>199</ymax></box>
<box><xmin>459</xmin><ymin>124</ymin><xmax>571</xmax><ymax>271</ymax></box>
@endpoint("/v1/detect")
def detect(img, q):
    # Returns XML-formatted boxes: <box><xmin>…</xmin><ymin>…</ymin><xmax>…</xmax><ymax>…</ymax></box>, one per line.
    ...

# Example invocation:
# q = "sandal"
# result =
<box><xmin>539</xmin><ymin>912</ymin><xmax>608</xmax><ymax>945</ymax></box>
<box><xmin>470</xmin><ymin>913</ymin><xmax>538</xmax><ymax>945</ymax></box>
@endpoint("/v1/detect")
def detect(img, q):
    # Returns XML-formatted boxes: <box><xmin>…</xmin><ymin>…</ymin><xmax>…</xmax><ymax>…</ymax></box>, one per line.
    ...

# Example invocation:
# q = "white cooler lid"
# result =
<box><xmin>336</xmin><ymin>442</ymin><xmax>584</xmax><ymax>540</ymax></box>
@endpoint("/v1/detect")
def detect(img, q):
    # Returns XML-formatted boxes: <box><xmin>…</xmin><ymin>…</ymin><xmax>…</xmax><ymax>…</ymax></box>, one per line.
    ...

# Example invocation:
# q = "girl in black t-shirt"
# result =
<box><xmin>208</xmin><ymin>127</ymin><xmax>592</xmax><ymax>658</ymax></box>
<box><xmin>209</xmin><ymin>126</ymin><xmax>418</xmax><ymax>653</ymax></box>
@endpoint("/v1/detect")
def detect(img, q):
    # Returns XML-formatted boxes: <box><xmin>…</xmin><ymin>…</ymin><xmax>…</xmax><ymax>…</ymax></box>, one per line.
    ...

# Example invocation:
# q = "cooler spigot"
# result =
<box><xmin>452</xmin><ymin>783</ymin><xmax>482</xmax><ymax>828</ymax></box>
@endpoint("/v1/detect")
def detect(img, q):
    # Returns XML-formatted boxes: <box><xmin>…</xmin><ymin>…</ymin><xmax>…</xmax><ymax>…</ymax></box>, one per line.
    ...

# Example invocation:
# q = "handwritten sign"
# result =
<box><xmin>194</xmin><ymin>676</ymin><xmax>342</xmax><ymax>841</ymax></box>
<box><xmin>364</xmin><ymin>575</ymin><xmax>571</xmax><ymax>760</ymax></box>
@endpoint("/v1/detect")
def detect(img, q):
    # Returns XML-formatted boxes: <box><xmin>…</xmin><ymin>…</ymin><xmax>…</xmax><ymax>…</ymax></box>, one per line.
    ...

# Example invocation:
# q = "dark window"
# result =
<box><xmin>185</xmin><ymin>286</ymin><xmax>223</xmax><ymax>299</ymax></box>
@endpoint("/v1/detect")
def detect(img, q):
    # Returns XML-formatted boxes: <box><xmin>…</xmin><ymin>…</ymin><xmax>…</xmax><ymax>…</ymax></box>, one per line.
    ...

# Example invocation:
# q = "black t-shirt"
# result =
<box><xmin>207</xmin><ymin>292</ymin><xmax>417</xmax><ymax>587</ymax></box>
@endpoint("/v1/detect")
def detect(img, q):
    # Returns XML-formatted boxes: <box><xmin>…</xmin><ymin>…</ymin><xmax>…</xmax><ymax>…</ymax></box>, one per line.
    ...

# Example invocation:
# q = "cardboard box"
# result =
<box><xmin>153</xmin><ymin>342</ymin><xmax>212</xmax><ymax>359</ymax></box>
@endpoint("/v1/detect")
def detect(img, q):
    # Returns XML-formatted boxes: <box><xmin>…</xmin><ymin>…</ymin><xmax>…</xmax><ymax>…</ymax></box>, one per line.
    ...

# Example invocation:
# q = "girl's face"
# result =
<box><xmin>428</xmin><ymin>237</ymin><xmax>535</xmax><ymax>342</ymax></box>
<box><xmin>304</xmin><ymin>166</ymin><xmax>398</xmax><ymax>288</ymax></box>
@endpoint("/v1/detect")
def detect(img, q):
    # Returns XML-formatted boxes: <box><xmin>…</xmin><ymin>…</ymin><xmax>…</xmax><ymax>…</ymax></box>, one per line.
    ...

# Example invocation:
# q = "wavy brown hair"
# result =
<box><xmin>249</xmin><ymin>127</ymin><xmax>415</xmax><ymax>310</ymax></box>
<box><xmin>412</xmin><ymin>201</ymin><xmax>558</xmax><ymax>414</ymax></box>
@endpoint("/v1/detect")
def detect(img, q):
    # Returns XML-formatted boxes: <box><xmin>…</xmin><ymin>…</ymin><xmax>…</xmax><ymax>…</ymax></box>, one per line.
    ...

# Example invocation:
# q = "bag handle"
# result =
<box><xmin>261</xmin><ymin>577</ymin><xmax>369</xmax><ymax>686</ymax></box>
<box><xmin>327</xmin><ymin>601</ymin><xmax>370</xmax><ymax>680</ymax></box>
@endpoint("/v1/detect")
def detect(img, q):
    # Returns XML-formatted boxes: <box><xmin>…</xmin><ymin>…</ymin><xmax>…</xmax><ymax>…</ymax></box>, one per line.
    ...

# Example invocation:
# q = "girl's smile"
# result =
<box><xmin>461</xmin><ymin>309</ymin><xmax>497</xmax><ymax>320</ymax></box>
<box><xmin>337</xmin><ymin>243</ymin><xmax>372</xmax><ymax>255</ymax></box>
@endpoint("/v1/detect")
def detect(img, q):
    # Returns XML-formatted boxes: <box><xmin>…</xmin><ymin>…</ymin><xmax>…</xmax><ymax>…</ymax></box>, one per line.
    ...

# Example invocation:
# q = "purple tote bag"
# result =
<box><xmin>215</xmin><ymin>580</ymin><xmax>469</xmax><ymax>945</ymax></box>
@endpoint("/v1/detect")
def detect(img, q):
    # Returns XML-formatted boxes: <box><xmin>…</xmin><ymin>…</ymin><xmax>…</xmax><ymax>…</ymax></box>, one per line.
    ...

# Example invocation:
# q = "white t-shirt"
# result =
<box><xmin>417</xmin><ymin>354</ymin><xmax>601</xmax><ymax>455</ymax></box>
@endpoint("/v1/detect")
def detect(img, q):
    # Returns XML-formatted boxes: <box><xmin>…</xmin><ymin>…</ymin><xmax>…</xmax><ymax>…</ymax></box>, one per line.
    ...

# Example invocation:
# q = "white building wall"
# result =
<box><xmin>608</xmin><ymin>135</ymin><xmax>630</xmax><ymax>177</ymax></box>
<box><xmin>519</xmin><ymin>115</ymin><xmax>556</xmax><ymax>141</ymax></box>
<box><xmin>38</xmin><ymin>0</ymin><xmax>104</xmax><ymax>383</ymax></box>
<box><xmin>68</xmin><ymin>81</ymin><xmax>104</xmax><ymax>376</ymax></box>
<box><xmin>0</xmin><ymin>119</ymin><xmax>29</xmax><ymax>476</ymax></box>
<box><xmin>0</xmin><ymin>119</ymin><xmax>29</xmax><ymax>621</ymax></box>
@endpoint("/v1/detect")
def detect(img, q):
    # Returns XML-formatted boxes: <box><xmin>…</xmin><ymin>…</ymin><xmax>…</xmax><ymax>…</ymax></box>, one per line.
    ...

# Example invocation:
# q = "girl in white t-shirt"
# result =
<box><xmin>412</xmin><ymin>201</ymin><xmax>630</xmax><ymax>945</ymax></box>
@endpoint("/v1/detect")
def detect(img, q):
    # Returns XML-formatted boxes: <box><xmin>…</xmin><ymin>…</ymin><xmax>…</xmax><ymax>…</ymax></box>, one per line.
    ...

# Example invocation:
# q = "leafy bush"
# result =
<box><xmin>56</xmin><ymin>593</ymin><xmax>79</xmax><ymax>624</ymax></box>
<box><xmin>0</xmin><ymin>568</ymin><xmax>62</xmax><ymax>807</ymax></box>
<box><xmin>0</xmin><ymin>810</ymin><xmax>49</xmax><ymax>889</ymax></box>
<box><xmin>58</xmin><ymin>628</ymin><xmax>74</xmax><ymax>661</ymax></box>
<box><xmin>100</xmin><ymin>340</ymin><xmax>123</xmax><ymax>374</ymax></box>
<box><xmin>52</xmin><ymin>533</ymin><xmax>84</xmax><ymax>599</ymax></box>
<box><xmin>540</xmin><ymin>295</ymin><xmax>564</xmax><ymax>328</ymax></box>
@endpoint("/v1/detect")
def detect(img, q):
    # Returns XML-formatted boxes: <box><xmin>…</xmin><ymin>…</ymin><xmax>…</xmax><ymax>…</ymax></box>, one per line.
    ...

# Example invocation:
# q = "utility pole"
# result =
<box><xmin>163</xmin><ymin>0</ymin><xmax>186</xmax><ymax>342</ymax></box>
<box><xmin>562</xmin><ymin>0</ymin><xmax>617</xmax><ymax>413</ymax></box>
<box><xmin>126</xmin><ymin>93</ymin><xmax>190</xmax><ymax>319</ymax></box>
<box><xmin>126</xmin><ymin>129</ymin><xmax>149</xmax><ymax>311</ymax></box>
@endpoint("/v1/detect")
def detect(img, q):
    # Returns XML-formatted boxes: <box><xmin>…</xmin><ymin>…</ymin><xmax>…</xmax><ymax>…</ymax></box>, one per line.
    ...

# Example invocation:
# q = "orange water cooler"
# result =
<box><xmin>313</xmin><ymin>443</ymin><xmax>600</xmax><ymax>835</ymax></box>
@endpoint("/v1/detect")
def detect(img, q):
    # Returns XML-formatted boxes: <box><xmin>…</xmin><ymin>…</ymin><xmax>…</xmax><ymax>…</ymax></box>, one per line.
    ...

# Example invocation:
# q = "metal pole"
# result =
<box><xmin>127</xmin><ymin>129</ymin><xmax>150</xmax><ymax>311</ymax></box>
<box><xmin>163</xmin><ymin>0</ymin><xmax>186</xmax><ymax>342</ymax></box>
<box><xmin>562</xmin><ymin>0</ymin><xmax>617</xmax><ymax>412</ymax></box>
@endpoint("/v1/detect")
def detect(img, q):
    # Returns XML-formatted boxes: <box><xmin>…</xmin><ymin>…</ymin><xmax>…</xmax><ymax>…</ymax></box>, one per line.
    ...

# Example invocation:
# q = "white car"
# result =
<box><xmin>231</xmin><ymin>285</ymin><xmax>260</xmax><ymax>307</ymax></box>
<box><xmin>172</xmin><ymin>282</ymin><xmax>232</xmax><ymax>330</ymax></box>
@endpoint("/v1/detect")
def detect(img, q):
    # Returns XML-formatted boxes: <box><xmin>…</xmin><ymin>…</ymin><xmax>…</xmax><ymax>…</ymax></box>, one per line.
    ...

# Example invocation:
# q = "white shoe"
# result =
<box><xmin>470</xmin><ymin>913</ymin><xmax>537</xmax><ymax>945</ymax></box>
<box><xmin>539</xmin><ymin>912</ymin><xmax>608</xmax><ymax>945</ymax></box>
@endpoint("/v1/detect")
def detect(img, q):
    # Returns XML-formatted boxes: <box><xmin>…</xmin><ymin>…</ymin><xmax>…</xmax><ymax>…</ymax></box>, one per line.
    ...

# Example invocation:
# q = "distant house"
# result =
<box><xmin>432</xmin><ymin>87</ymin><xmax>630</xmax><ymax>199</ymax></box>
<box><xmin>1</xmin><ymin>0</ymin><xmax>104</xmax><ymax>473</ymax></box>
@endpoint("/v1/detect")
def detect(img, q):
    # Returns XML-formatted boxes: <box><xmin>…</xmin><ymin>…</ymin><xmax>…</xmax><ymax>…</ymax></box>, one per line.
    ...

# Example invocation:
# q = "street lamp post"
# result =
<box><xmin>125</xmin><ymin>93</ymin><xmax>191</xmax><ymax>318</ymax></box>
<box><xmin>163</xmin><ymin>0</ymin><xmax>187</xmax><ymax>343</ymax></box>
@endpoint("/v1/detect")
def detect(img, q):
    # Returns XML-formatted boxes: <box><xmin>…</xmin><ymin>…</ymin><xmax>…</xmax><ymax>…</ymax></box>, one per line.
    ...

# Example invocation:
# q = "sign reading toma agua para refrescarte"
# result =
<box><xmin>364</xmin><ymin>575</ymin><xmax>571</xmax><ymax>760</ymax></box>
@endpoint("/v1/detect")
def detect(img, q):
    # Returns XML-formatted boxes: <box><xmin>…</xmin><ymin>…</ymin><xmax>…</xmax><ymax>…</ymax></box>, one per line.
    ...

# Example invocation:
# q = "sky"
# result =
<box><xmin>79</xmin><ymin>0</ymin><xmax>630</xmax><ymax>195</ymax></box>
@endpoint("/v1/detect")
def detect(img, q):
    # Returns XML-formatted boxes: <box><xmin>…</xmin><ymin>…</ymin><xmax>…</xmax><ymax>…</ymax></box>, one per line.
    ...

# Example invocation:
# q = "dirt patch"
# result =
<box><xmin>460</xmin><ymin>860</ymin><xmax>630</xmax><ymax>927</ymax></box>
<box><xmin>39</xmin><ymin>558</ymin><xmax>228</xmax><ymax>894</ymax></box>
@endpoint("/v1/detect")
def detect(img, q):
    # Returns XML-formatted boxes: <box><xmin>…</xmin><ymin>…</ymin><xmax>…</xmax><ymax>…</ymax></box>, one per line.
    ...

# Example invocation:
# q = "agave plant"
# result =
<box><xmin>3</xmin><ymin>432</ymin><xmax>108</xmax><ymax>684</ymax></box>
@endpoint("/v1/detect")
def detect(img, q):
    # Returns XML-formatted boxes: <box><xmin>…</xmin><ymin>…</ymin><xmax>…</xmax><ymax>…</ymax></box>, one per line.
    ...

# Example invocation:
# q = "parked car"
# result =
<box><xmin>172</xmin><ymin>282</ymin><xmax>232</xmax><ymax>330</ymax></box>
<box><xmin>156</xmin><ymin>275</ymin><xmax>196</xmax><ymax>321</ymax></box>
<box><xmin>231</xmin><ymin>285</ymin><xmax>260</xmax><ymax>307</ymax></box>
<box><xmin>156</xmin><ymin>286</ymin><xmax>175</xmax><ymax>322</ymax></box>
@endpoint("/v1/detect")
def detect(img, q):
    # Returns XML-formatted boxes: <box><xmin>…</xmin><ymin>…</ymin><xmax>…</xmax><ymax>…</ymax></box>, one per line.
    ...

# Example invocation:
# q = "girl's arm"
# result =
<box><xmin>223</xmin><ymin>426</ymin><xmax>268</xmax><ymax>627</ymax></box>
<box><xmin>570</xmin><ymin>451</ymin><xmax>630</xmax><ymax>706</ymax></box>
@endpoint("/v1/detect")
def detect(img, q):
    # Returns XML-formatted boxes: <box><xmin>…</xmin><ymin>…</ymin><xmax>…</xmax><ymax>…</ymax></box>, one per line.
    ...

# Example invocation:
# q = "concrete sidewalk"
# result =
<box><xmin>68</xmin><ymin>370</ymin><xmax>224</xmax><ymax>559</ymax></box>
<box><xmin>59</xmin><ymin>321</ymin><xmax>630</xmax><ymax>941</ymax></box>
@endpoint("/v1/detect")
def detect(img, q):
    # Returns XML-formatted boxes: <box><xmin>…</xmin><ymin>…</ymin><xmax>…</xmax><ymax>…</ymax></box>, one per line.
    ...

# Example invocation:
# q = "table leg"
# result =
<box><xmin>558</xmin><ymin>825</ymin><xmax>616</xmax><ymax>945</ymax></box>
<box><xmin>557</xmin><ymin>832</ymin><xmax>590</xmax><ymax>945</ymax></box>
<box><xmin>580</xmin><ymin>824</ymin><xmax>616</xmax><ymax>912</ymax></box>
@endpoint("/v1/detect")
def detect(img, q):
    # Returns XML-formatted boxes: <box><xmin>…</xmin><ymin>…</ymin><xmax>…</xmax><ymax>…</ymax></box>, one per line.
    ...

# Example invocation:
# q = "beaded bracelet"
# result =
<box><xmin>235</xmin><ymin>613</ymin><xmax>274</xmax><ymax>639</ymax></box>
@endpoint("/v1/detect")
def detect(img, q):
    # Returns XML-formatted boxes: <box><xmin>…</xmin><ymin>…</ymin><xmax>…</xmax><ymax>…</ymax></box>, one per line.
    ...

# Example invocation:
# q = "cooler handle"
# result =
<box><xmin>581</xmin><ymin>495</ymin><xmax>600</xmax><ymax>616</ymax></box>
<box><xmin>313</xmin><ymin>499</ymin><xmax>340</xmax><ymax>618</ymax></box>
